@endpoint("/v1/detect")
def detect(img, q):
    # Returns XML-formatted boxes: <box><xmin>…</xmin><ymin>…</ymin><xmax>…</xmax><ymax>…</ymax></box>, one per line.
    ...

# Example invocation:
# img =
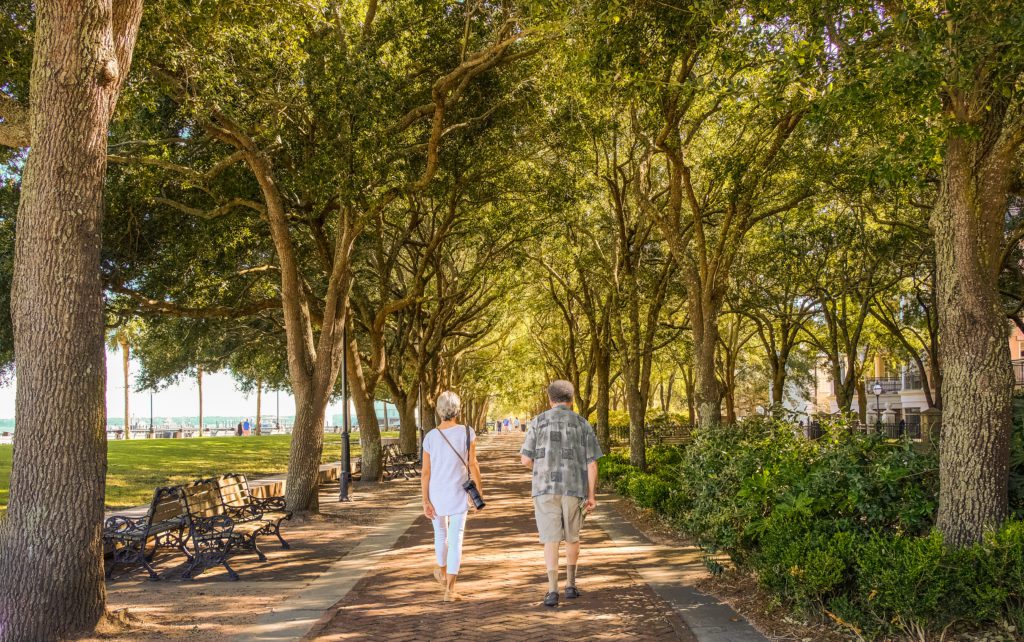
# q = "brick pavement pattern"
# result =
<box><xmin>306</xmin><ymin>432</ymin><xmax>693</xmax><ymax>641</ymax></box>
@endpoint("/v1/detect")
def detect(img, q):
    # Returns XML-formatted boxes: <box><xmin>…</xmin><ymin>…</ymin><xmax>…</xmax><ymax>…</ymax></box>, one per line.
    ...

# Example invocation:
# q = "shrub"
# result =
<box><xmin>601</xmin><ymin>415</ymin><xmax>1024</xmax><ymax>638</ymax></box>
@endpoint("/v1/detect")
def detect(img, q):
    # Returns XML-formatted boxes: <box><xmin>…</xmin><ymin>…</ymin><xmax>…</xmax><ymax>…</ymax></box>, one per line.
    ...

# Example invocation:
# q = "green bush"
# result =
<box><xmin>599</xmin><ymin>415</ymin><xmax>1024</xmax><ymax>638</ymax></box>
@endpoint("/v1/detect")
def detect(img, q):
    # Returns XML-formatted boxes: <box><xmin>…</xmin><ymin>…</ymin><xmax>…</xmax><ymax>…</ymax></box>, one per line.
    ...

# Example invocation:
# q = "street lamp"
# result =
<box><xmin>872</xmin><ymin>382</ymin><xmax>883</xmax><ymax>432</ymax></box>
<box><xmin>339</xmin><ymin>324</ymin><xmax>352</xmax><ymax>502</ymax></box>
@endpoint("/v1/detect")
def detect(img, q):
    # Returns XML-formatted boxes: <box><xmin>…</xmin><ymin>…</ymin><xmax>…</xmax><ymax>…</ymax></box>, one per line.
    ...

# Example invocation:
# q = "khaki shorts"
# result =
<box><xmin>533</xmin><ymin>494</ymin><xmax>584</xmax><ymax>544</ymax></box>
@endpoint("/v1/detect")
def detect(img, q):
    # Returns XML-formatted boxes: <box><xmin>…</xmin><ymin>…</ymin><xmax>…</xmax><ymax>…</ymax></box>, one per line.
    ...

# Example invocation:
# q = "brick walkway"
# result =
<box><xmin>306</xmin><ymin>432</ymin><xmax>693</xmax><ymax>641</ymax></box>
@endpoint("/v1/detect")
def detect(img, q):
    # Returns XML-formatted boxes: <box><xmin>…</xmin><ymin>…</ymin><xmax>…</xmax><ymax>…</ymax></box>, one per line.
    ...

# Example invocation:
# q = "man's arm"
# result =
<box><xmin>585</xmin><ymin>459</ymin><xmax>598</xmax><ymax>511</ymax></box>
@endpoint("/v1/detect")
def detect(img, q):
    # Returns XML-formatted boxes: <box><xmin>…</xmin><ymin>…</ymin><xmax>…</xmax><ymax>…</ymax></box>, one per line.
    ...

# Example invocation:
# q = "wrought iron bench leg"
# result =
<box><xmin>269</xmin><ymin>520</ymin><xmax>291</xmax><ymax>549</ymax></box>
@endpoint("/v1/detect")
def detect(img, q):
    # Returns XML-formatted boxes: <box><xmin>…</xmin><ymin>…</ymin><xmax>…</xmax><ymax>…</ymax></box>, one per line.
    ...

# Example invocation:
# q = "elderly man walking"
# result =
<box><xmin>520</xmin><ymin>380</ymin><xmax>603</xmax><ymax>607</ymax></box>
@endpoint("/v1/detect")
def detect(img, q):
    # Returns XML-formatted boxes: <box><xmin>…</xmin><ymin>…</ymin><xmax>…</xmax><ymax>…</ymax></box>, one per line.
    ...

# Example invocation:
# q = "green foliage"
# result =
<box><xmin>604</xmin><ymin>416</ymin><xmax>1024</xmax><ymax>637</ymax></box>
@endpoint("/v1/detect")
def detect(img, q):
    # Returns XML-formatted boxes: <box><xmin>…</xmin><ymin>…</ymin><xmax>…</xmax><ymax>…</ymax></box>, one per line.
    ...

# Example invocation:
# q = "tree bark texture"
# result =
<box><xmin>346</xmin><ymin>330</ymin><xmax>382</xmax><ymax>481</ymax></box>
<box><xmin>933</xmin><ymin>132</ymin><xmax>1017</xmax><ymax>546</ymax></box>
<box><xmin>0</xmin><ymin>0</ymin><xmax>143</xmax><ymax>639</ymax></box>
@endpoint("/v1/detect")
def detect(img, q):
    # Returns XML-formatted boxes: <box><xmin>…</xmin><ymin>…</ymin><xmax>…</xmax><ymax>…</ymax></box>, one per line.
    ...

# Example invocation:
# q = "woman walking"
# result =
<box><xmin>422</xmin><ymin>391</ymin><xmax>484</xmax><ymax>601</ymax></box>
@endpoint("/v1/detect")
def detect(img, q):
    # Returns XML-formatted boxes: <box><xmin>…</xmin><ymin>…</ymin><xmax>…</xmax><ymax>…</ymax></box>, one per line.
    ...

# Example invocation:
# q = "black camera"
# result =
<box><xmin>463</xmin><ymin>479</ymin><xmax>486</xmax><ymax>510</ymax></box>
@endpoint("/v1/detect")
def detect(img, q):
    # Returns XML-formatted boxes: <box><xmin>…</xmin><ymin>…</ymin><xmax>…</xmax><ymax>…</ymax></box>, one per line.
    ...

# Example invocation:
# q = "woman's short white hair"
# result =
<box><xmin>436</xmin><ymin>391</ymin><xmax>462</xmax><ymax>421</ymax></box>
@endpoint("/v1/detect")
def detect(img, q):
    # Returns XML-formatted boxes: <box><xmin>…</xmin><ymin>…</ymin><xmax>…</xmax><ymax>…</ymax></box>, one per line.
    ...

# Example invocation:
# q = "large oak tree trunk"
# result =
<box><xmin>284</xmin><ymin>384</ymin><xmax>329</xmax><ymax>513</ymax></box>
<box><xmin>933</xmin><ymin>133</ymin><xmax>1015</xmax><ymax>546</ymax></box>
<box><xmin>0</xmin><ymin>1</ymin><xmax>143</xmax><ymax>638</ymax></box>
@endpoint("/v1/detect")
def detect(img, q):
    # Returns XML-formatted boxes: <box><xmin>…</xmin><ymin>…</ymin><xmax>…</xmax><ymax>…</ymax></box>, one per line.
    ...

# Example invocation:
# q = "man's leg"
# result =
<box><xmin>566</xmin><ymin>540</ymin><xmax>580</xmax><ymax>586</ymax></box>
<box><xmin>562</xmin><ymin>496</ymin><xmax>584</xmax><ymax>592</ymax></box>
<box><xmin>535</xmin><ymin>495</ymin><xmax>564</xmax><ymax>605</ymax></box>
<box><xmin>544</xmin><ymin>541</ymin><xmax>560</xmax><ymax>593</ymax></box>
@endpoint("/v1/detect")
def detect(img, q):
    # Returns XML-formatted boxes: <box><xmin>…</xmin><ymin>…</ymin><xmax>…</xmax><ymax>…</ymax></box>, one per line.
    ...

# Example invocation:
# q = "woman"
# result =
<box><xmin>422</xmin><ymin>391</ymin><xmax>484</xmax><ymax>601</ymax></box>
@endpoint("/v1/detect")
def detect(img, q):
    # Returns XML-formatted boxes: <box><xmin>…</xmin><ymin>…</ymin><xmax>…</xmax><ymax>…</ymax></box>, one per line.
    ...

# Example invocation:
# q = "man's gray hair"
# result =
<box><xmin>436</xmin><ymin>390</ymin><xmax>462</xmax><ymax>421</ymax></box>
<box><xmin>547</xmin><ymin>380</ymin><xmax>574</xmax><ymax>404</ymax></box>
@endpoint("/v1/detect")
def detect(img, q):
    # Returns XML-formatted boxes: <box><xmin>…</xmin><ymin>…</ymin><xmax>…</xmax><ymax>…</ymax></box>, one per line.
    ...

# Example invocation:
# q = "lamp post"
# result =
<box><xmin>872</xmin><ymin>382</ymin><xmax>883</xmax><ymax>433</ymax></box>
<box><xmin>149</xmin><ymin>390</ymin><xmax>154</xmax><ymax>438</ymax></box>
<box><xmin>339</xmin><ymin>324</ymin><xmax>352</xmax><ymax>502</ymax></box>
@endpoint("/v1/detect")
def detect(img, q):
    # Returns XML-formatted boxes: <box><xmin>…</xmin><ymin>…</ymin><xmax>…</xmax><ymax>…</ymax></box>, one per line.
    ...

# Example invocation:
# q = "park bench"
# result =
<box><xmin>178</xmin><ymin>474</ymin><xmax>293</xmax><ymax>580</ymax></box>
<box><xmin>103</xmin><ymin>486</ymin><xmax>190</xmax><ymax>580</ymax></box>
<box><xmin>382</xmin><ymin>441</ymin><xmax>419</xmax><ymax>480</ymax></box>
<box><xmin>212</xmin><ymin>473</ymin><xmax>293</xmax><ymax>551</ymax></box>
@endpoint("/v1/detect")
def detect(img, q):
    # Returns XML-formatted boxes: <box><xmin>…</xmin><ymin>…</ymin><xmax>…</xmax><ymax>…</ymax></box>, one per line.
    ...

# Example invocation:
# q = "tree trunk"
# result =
<box><xmin>933</xmin><ymin>133</ymin><xmax>1015</xmax><ymax>546</ymax></box>
<box><xmin>396</xmin><ymin>391</ymin><xmax>417</xmax><ymax>454</ymax></box>
<box><xmin>197</xmin><ymin>366</ymin><xmax>204</xmax><ymax>437</ymax></box>
<box><xmin>284</xmin><ymin>384</ymin><xmax>329</xmax><ymax>513</ymax></box>
<box><xmin>770</xmin><ymin>361</ymin><xmax>785</xmax><ymax>406</ymax></box>
<box><xmin>624</xmin><ymin>360</ymin><xmax>647</xmax><ymax>470</ymax></box>
<box><xmin>692</xmin><ymin>309</ymin><xmax>723</xmax><ymax>428</ymax></box>
<box><xmin>120</xmin><ymin>334</ymin><xmax>130</xmax><ymax>439</ymax></box>
<box><xmin>0</xmin><ymin>1</ymin><xmax>143</xmax><ymax>638</ymax></box>
<box><xmin>347</xmin><ymin>335</ymin><xmax>382</xmax><ymax>481</ymax></box>
<box><xmin>595</xmin><ymin>348</ymin><xmax>611</xmax><ymax>454</ymax></box>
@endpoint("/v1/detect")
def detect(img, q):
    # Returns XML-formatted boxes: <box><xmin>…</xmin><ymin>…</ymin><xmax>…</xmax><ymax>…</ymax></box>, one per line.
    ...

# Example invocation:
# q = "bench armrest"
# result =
<box><xmin>226</xmin><ymin>504</ymin><xmax>262</xmax><ymax>521</ymax></box>
<box><xmin>250</xmin><ymin>496</ymin><xmax>286</xmax><ymax>512</ymax></box>
<box><xmin>103</xmin><ymin>515</ymin><xmax>144</xmax><ymax>536</ymax></box>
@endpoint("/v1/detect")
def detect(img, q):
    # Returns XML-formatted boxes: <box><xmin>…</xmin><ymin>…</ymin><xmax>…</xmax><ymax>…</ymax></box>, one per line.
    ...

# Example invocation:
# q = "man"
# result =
<box><xmin>520</xmin><ymin>380</ymin><xmax>602</xmax><ymax>607</ymax></box>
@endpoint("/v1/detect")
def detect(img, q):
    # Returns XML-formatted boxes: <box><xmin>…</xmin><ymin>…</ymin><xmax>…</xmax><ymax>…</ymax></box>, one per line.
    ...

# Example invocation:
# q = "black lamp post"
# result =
<box><xmin>339</xmin><ymin>324</ymin><xmax>352</xmax><ymax>502</ymax></box>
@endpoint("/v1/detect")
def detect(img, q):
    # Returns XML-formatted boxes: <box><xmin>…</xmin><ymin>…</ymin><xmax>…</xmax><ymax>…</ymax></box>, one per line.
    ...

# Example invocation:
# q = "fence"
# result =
<box><xmin>608</xmin><ymin>422</ymin><xmax>693</xmax><ymax>447</ymax></box>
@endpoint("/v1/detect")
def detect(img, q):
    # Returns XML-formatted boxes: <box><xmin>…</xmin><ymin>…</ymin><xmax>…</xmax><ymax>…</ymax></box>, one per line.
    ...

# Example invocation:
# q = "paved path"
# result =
<box><xmin>306</xmin><ymin>433</ymin><xmax>700</xmax><ymax>641</ymax></box>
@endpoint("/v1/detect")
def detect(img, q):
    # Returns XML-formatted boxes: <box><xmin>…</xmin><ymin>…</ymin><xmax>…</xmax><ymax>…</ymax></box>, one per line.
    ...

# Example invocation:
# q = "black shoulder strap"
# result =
<box><xmin>466</xmin><ymin>425</ymin><xmax>471</xmax><ymax>451</ymax></box>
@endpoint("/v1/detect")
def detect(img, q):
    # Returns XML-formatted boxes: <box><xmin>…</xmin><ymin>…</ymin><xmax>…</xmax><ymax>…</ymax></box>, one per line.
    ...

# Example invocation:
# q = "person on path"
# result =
<box><xmin>520</xmin><ymin>380</ymin><xmax>602</xmax><ymax>607</ymax></box>
<box><xmin>422</xmin><ymin>390</ymin><xmax>484</xmax><ymax>602</ymax></box>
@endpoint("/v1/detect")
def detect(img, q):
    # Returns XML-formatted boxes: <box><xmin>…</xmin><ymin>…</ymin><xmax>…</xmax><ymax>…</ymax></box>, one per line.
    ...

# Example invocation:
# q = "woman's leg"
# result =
<box><xmin>445</xmin><ymin>511</ymin><xmax>467</xmax><ymax>592</ymax></box>
<box><xmin>432</xmin><ymin>516</ymin><xmax>449</xmax><ymax>582</ymax></box>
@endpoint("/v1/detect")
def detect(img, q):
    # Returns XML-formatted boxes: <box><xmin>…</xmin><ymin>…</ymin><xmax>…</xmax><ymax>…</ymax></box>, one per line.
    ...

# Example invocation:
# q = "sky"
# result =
<box><xmin>0</xmin><ymin>349</ymin><xmax>334</xmax><ymax>423</ymax></box>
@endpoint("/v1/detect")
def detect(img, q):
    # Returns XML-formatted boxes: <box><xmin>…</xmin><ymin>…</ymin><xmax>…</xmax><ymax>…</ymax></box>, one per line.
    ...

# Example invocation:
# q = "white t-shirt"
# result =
<box><xmin>423</xmin><ymin>425</ymin><xmax>476</xmax><ymax>516</ymax></box>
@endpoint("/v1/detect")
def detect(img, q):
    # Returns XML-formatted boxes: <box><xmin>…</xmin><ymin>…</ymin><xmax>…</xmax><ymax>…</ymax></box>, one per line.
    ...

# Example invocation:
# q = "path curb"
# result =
<box><xmin>591</xmin><ymin>495</ymin><xmax>769</xmax><ymax>642</ymax></box>
<box><xmin>231</xmin><ymin>496</ymin><xmax>423</xmax><ymax>641</ymax></box>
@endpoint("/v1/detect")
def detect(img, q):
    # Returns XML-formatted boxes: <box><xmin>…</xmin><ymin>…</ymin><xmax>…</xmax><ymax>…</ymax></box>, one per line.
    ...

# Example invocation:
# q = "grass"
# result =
<box><xmin>0</xmin><ymin>431</ymin><xmax>397</xmax><ymax>513</ymax></box>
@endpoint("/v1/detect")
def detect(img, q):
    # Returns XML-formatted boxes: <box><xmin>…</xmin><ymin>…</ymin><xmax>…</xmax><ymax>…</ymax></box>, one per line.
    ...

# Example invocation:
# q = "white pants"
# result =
<box><xmin>432</xmin><ymin>512</ymin><xmax>467</xmax><ymax>575</ymax></box>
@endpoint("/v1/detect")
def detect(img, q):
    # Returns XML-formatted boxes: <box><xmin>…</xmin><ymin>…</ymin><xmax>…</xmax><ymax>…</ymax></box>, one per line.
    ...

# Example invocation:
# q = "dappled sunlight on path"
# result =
<box><xmin>306</xmin><ymin>433</ymin><xmax>692</xmax><ymax>641</ymax></box>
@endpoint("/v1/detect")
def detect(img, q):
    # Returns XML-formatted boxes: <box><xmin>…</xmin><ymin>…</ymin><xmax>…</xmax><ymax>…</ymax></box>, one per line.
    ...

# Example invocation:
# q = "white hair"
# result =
<box><xmin>436</xmin><ymin>390</ymin><xmax>462</xmax><ymax>421</ymax></box>
<box><xmin>548</xmin><ymin>380</ymin><xmax>574</xmax><ymax>404</ymax></box>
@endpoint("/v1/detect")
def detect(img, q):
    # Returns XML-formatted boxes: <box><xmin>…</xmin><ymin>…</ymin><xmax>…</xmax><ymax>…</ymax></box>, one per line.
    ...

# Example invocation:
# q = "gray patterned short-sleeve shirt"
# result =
<box><xmin>520</xmin><ymin>406</ymin><xmax>603</xmax><ymax>498</ymax></box>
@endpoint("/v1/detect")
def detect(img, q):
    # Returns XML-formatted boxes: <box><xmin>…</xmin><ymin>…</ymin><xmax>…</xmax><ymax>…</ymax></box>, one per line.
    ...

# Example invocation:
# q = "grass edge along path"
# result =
<box><xmin>0</xmin><ymin>431</ymin><xmax>397</xmax><ymax>513</ymax></box>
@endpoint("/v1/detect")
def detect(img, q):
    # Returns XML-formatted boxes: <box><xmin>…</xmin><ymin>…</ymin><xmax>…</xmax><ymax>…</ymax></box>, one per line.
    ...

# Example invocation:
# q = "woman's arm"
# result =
<box><xmin>468</xmin><ymin>441</ymin><xmax>483</xmax><ymax>496</ymax></box>
<box><xmin>422</xmin><ymin>451</ymin><xmax>436</xmax><ymax>518</ymax></box>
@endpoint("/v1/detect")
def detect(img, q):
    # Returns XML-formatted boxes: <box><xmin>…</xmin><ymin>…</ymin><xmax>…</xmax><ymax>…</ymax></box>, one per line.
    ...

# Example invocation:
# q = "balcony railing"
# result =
<box><xmin>1014</xmin><ymin>360</ymin><xmax>1024</xmax><ymax>387</ymax></box>
<box><xmin>866</xmin><ymin>377</ymin><xmax>902</xmax><ymax>394</ymax></box>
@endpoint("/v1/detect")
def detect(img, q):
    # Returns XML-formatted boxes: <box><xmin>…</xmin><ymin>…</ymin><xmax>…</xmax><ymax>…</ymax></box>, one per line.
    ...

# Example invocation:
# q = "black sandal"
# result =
<box><xmin>544</xmin><ymin>591</ymin><xmax>559</xmax><ymax>607</ymax></box>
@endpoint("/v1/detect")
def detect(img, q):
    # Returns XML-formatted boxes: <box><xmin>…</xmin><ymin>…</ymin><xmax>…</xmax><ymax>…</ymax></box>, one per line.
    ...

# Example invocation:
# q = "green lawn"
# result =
<box><xmin>0</xmin><ymin>431</ymin><xmax>396</xmax><ymax>513</ymax></box>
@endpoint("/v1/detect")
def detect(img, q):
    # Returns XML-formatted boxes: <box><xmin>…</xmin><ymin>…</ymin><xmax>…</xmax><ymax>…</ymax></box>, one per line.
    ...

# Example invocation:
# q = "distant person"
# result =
<box><xmin>236</xmin><ymin>421</ymin><xmax>243</xmax><ymax>436</ymax></box>
<box><xmin>521</xmin><ymin>380</ymin><xmax>602</xmax><ymax>608</ymax></box>
<box><xmin>422</xmin><ymin>391</ymin><xmax>484</xmax><ymax>602</ymax></box>
<box><xmin>503</xmin><ymin>418</ymin><xmax>510</xmax><ymax>432</ymax></box>
<box><xmin>243</xmin><ymin>418</ymin><xmax>251</xmax><ymax>435</ymax></box>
